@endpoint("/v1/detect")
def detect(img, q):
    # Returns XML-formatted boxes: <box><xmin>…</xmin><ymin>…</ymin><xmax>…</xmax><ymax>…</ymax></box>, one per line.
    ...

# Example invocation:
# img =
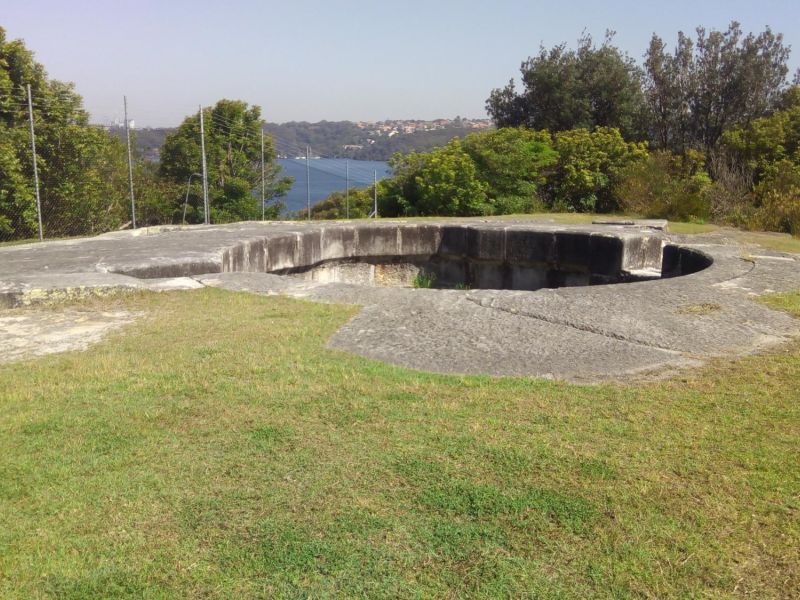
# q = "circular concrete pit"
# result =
<box><xmin>0</xmin><ymin>219</ymin><xmax>798</xmax><ymax>381</ymax></box>
<box><xmin>258</xmin><ymin>225</ymin><xmax>712</xmax><ymax>290</ymax></box>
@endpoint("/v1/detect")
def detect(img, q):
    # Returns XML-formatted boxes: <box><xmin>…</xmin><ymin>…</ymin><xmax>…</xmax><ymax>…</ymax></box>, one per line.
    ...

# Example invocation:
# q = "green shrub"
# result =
<box><xmin>462</xmin><ymin>127</ymin><xmax>557</xmax><ymax>212</ymax></box>
<box><xmin>311</xmin><ymin>187</ymin><xmax>374</xmax><ymax>220</ymax></box>
<box><xmin>412</xmin><ymin>272</ymin><xmax>437</xmax><ymax>289</ymax></box>
<box><xmin>753</xmin><ymin>160</ymin><xmax>800</xmax><ymax>234</ymax></box>
<box><xmin>380</xmin><ymin>139</ymin><xmax>490</xmax><ymax>217</ymax></box>
<box><xmin>547</xmin><ymin>127</ymin><xmax>648</xmax><ymax>212</ymax></box>
<box><xmin>617</xmin><ymin>150</ymin><xmax>711</xmax><ymax>221</ymax></box>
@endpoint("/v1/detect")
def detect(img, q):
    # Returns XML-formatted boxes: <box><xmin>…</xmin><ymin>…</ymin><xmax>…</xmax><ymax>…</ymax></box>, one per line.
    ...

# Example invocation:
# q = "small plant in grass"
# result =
<box><xmin>412</xmin><ymin>272</ymin><xmax>437</xmax><ymax>288</ymax></box>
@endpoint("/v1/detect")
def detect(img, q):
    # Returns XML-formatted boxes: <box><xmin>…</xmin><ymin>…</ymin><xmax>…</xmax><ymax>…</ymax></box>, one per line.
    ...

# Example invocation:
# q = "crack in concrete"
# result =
<box><xmin>712</xmin><ymin>256</ymin><xmax>756</xmax><ymax>285</ymax></box>
<box><xmin>188</xmin><ymin>275</ymin><xmax>210</xmax><ymax>288</ymax></box>
<box><xmin>463</xmin><ymin>255</ymin><xmax>766</xmax><ymax>354</ymax></box>
<box><xmin>465</xmin><ymin>295</ymin><xmax>683</xmax><ymax>354</ymax></box>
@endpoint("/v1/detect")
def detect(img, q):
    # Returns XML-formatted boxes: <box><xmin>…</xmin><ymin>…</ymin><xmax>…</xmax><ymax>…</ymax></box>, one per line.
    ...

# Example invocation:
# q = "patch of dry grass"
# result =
<box><xmin>676</xmin><ymin>302</ymin><xmax>723</xmax><ymax>315</ymax></box>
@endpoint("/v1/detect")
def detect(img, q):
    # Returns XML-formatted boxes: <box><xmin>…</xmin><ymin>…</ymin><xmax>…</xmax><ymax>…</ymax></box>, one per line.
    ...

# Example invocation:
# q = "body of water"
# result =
<box><xmin>276</xmin><ymin>158</ymin><xmax>391</xmax><ymax>214</ymax></box>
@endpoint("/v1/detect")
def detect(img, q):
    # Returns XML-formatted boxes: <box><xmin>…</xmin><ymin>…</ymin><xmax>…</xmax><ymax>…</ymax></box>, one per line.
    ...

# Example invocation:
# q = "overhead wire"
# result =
<box><xmin>4</xmin><ymin>91</ymin><xmax>390</xmax><ymax>203</ymax></box>
<box><xmin>204</xmin><ymin>111</ymin><xmax>387</xmax><ymax>186</ymax></box>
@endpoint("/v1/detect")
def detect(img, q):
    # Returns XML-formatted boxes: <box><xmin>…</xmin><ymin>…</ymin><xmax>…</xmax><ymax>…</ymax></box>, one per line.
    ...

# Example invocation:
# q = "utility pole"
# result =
<box><xmin>26</xmin><ymin>84</ymin><xmax>43</xmax><ymax>241</ymax></box>
<box><xmin>260</xmin><ymin>127</ymin><xmax>266</xmax><ymax>220</ymax></box>
<box><xmin>306</xmin><ymin>145</ymin><xmax>311</xmax><ymax>221</ymax></box>
<box><xmin>345</xmin><ymin>159</ymin><xmax>350</xmax><ymax>219</ymax></box>
<box><xmin>124</xmin><ymin>96</ymin><xmax>136</xmax><ymax>229</ymax></box>
<box><xmin>199</xmin><ymin>105</ymin><xmax>209</xmax><ymax>224</ymax></box>
<box><xmin>373</xmin><ymin>170</ymin><xmax>378</xmax><ymax>218</ymax></box>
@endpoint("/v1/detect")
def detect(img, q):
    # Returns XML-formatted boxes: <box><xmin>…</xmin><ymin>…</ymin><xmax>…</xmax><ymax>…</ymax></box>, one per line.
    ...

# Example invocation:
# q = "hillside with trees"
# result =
<box><xmin>110</xmin><ymin>121</ymin><xmax>484</xmax><ymax>163</ymax></box>
<box><xmin>263</xmin><ymin>121</ymin><xmax>484</xmax><ymax>160</ymax></box>
<box><xmin>3</xmin><ymin>21</ymin><xmax>800</xmax><ymax>238</ymax></box>
<box><xmin>312</xmin><ymin>23</ymin><xmax>800</xmax><ymax>235</ymax></box>
<box><xmin>0</xmin><ymin>27</ymin><xmax>291</xmax><ymax>239</ymax></box>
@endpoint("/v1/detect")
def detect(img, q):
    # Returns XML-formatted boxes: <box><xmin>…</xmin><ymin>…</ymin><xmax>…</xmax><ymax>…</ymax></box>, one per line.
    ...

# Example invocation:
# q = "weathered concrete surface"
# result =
<box><xmin>1</xmin><ymin>219</ymin><xmax>798</xmax><ymax>380</ymax></box>
<box><xmin>0</xmin><ymin>308</ymin><xmax>140</xmax><ymax>364</ymax></box>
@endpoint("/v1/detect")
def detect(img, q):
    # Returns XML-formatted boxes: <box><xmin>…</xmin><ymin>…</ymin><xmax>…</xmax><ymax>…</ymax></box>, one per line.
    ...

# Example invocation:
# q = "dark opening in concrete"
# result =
<box><xmin>242</xmin><ymin>224</ymin><xmax>713</xmax><ymax>292</ymax></box>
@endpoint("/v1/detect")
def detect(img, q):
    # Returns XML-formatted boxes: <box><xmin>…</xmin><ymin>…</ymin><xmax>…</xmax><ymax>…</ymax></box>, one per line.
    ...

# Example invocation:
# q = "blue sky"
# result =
<box><xmin>4</xmin><ymin>0</ymin><xmax>799</xmax><ymax>126</ymax></box>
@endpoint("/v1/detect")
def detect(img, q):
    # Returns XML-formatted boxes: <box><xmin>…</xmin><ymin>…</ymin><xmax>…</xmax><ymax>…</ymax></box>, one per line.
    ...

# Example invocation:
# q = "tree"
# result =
<box><xmin>132</xmin><ymin>160</ymin><xmax>184</xmax><ymax>226</ymax></box>
<box><xmin>0</xmin><ymin>27</ymin><xmax>130</xmax><ymax>240</ymax></box>
<box><xmin>642</xmin><ymin>32</ymin><xmax>694</xmax><ymax>152</ymax></box>
<box><xmin>546</xmin><ymin>127</ymin><xmax>648</xmax><ymax>212</ymax></box>
<box><xmin>720</xmin><ymin>86</ymin><xmax>800</xmax><ymax>233</ymax></box>
<box><xmin>486</xmin><ymin>33</ymin><xmax>645</xmax><ymax>138</ymax></box>
<box><xmin>462</xmin><ymin>127</ymin><xmax>557</xmax><ymax>213</ymax></box>
<box><xmin>721</xmin><ymin>85</ymin><xmax>800</xmax><ymax>179</ymax></box>
<box><xmin>380</xmin><ymin>139</ymin><xmax>489</xmax><ymax>217</ymax></box>
<box><xmin>309</xmin><ymin>187</ymin><xmax>374</xmax><ymax>219</ymax></box>
<box><xmin>159</xmin><ymin>100</ymin><xmax>292</xmax><ymax>223</ymax></box>
<box><xmin>644</xmin><ymin>23</ymin><xmax>792</xmax><ymax>152</ymax></box>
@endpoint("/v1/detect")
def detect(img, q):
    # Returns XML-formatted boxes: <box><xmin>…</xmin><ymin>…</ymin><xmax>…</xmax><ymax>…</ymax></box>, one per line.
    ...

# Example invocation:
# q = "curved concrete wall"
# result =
<box><xmin>214</xmin><ymin>223</ymin><xmax>711</xmax><ymax>290</ymax></box>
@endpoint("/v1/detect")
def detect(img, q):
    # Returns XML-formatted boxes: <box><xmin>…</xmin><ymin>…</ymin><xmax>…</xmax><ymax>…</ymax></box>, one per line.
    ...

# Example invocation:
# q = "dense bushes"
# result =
<box><xmin>475</xmin><ymin>23</ymin><xmax>800</xmax><ymax>234</ymax></box>
<box><xmin>315</xmin><ymin>84</ymin><xmax>800</xmax><ymax>235</ymax></box>
<box><xmin>461</xmin><ymin>128</ymin><xmax>556</xmax><ymax>213</ymax></box>
<box><xmin>379</xmin><ymin>139</ymin><xmax>490</xmax><ymax>217</ymax></box>
<box><xmin>309</xmin><ymin>188</ymin><xmax>374</xmax><ymax>219</ymax></box>
<box><xmin>368</xmin><ymin>126</ymin><xmax>649</xmax><ymax>218</ymax></box>
<box><xmin>617</xmin><ymin>150</ymin><xmax>711</xmax><ymax>221</ymax></box>
<box><xmin>752</xmin><ymin>162</ymin><xmax>800</xmax><ymax>234</ymax></box>
<box><xmin>547</xmin><ymin>127</ymin><xmax>647</xmax><ymax>212</ymax></box>
<box><xmin>716</xmin><ymin>89</ymin><xmax>800</xmax><ymax>233</ymax></box>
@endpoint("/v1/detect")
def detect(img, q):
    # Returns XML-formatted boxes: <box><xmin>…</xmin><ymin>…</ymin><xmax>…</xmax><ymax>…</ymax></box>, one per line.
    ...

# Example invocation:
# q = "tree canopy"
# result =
<box><xmin>486</xmin><ymin>33</ymin><xmax>646</xmax><ymax>139</ymax></box>
<box><xmin>643</xmin><ymin>23</ymin><xmax>792</xmax><ymax>152</ymax></box>
<box><xmin>159</xmin><ymin>100</ymin><xmax>291</xmax><ymax>223</ymax></box>
<box><xmin>0</xmin><ymin>26</ymin><xmax>129</xmax><ymax>239</ymax></box>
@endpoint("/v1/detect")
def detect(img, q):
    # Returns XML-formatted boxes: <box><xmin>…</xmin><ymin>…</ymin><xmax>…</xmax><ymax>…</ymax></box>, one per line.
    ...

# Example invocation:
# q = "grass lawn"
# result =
<box><xmin>1</xmin><ymin>288</ymin><xmax>799</xmax><ymax>598</ymax></box>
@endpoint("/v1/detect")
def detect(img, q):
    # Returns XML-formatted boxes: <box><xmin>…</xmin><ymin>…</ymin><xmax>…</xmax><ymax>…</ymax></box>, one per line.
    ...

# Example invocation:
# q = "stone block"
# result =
<box><xmin>296</xmin><ymin>230</ymin><xmax>322</xmax><ymax>268</ymax></box>
<box><xmin>223</xmin><ymin>243</ymin><xmax>245</xmax><ymax>272</ymax></box>
<box><xmin>506</xmin><ymin>229</ymin><xmax>556</xmax><ymax>265</ymax></box>
<box><xmin>399</xmin><ymin>224</ymin><xmax>439</xmax><ymax>256</ymax></box>
<box><xmin>438</xmin><ymin>225</ymin><xmax>468</xmax><ymax>257</ymax></box>
<box><xmin>466</xmin><ymin>227</ymin><xmax>506</xmax><ymax>262</ymax></box>
<box><xmin>248</xmin><ymin>239</ymin><xmax>268</xmax><ymax>272</ymax></box>
<box><xmin>266</xmin><ymin>234</ymin><xmax>299</xmax><ymax>271</ymax></box>
<box><xmin>555</xmin><ymin>232</ymin><xmax>591</xmax><ymax>272</ymax></box>
<box><xmin>433</xmin><ymin>258</ymin><xmax>467</xmax><ymax>288</ymax></box>
<box><xmin>562</xmin><ymin>272</ymin><xmax>591</xmax><ymax>287</ymax></box>
<box><xmin>660</xmin><ymin>244</ymin><xmax>682</xmax><ymax>278</ymax></box>
<box><xmin>226</xmin><ymin>239</ymin><xmax>268</xmax><ymax>273</ymax></box>
<box><xmin>356</xmin><ymin>226</ymin><xmax>400</xmax><ymax>257</ymax></box>
<box><xmin>621</xmin><ymin>235</ymin><xmax>663</xmax><ymax>272</ymax></box>
<box><xmin>320</xmin><ymin>226</ymin><xmax>357</xmax><ymax>261</ymax></box>
<box><xmin>588</xmin><ymin>234</ymin><xmax>624</xmax><ymax>276</ymax></box>
<box><xmin>510</xmin><ymin>265</ymin><xmax>549</xmax><ymax>291</ymax></box>
<box><xmin>470</xmin><ymin>262</ymin><xmax>507</xmax><ymax>289</ymax></box>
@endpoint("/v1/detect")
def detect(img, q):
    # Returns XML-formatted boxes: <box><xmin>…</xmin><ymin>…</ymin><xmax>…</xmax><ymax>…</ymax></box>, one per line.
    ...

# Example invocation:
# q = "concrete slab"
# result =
<box><xmin>1</xmin><ymin>219</ymin><xmax>798</xmax><ymax>381</ymax></box>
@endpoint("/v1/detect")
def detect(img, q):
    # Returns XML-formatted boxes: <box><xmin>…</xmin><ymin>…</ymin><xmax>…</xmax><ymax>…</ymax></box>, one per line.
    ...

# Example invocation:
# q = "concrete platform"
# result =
<box><xmin>1</xmin><ymin>219</ymin><xmax>798</xmax><ymax>381</ymax></box>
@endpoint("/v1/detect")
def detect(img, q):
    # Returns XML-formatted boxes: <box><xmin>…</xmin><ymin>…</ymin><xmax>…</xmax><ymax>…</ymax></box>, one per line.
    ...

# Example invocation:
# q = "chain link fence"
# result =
<box><xmin>1</xmin><ymin>106</ymin><xmax>385</xmax><ymax>246</ymax></box>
